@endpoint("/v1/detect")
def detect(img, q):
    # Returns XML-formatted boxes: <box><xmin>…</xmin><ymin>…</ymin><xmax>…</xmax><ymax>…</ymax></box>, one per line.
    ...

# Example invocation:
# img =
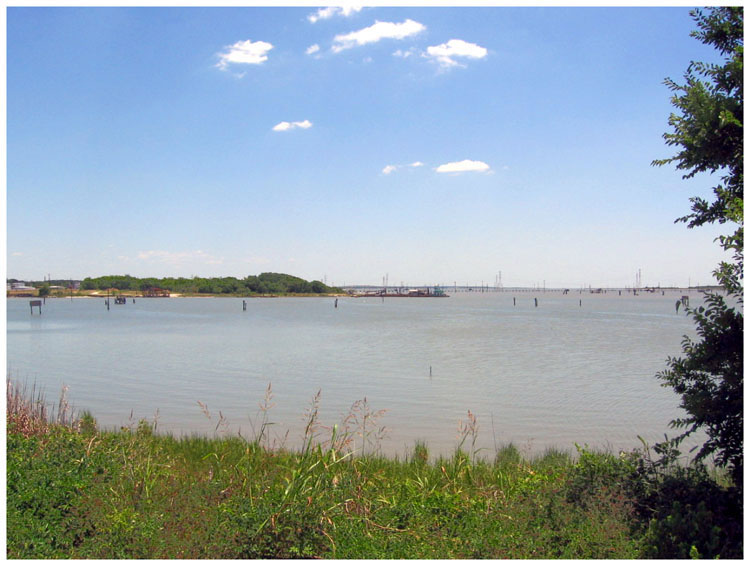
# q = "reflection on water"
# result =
<box><xmin>7</xmin><ymin>291</ymin><xmax>704</xmax><ymax>456</ymax></box>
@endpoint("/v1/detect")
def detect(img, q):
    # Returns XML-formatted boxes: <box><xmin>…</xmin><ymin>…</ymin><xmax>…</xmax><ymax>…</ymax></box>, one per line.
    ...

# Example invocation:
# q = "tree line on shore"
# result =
<box><xmin>72</xmin><ymin>273</ymin><xmax>343</xmax><ymax>295</ymax></box>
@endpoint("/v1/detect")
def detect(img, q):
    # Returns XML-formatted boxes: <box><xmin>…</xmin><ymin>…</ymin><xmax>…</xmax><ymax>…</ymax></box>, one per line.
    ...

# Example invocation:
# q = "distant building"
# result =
<box><xmin>143</xmin><ymin>287</ymin><xmax>170</xmax><ymax>297</ymax></box>
<box><xmin>11</xmin><ymin>282</ymin><xmax>35</xmax><ymax>291</ymax></box>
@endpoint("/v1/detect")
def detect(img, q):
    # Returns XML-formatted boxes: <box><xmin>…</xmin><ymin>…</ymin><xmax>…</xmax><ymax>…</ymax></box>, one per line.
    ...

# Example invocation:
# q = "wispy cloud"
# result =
<box><xmin>272</xmin><ymin>120</ymin><xmax>313</xmax><ymax>132</ymax></box>
<box><xmin>393</xmin><ymin>48</ymin><xmax>418</xmax><ymax>59</ymax></box>
<box><xmin>216</xmin><ymin>39</ymin><xmax>273</xmax><ymax>70</ymax></box>
<box><xmin>435</xmin><ymin>159</ymin><xmax>491</xmax><ymax>174</ymax></box>
<box><xmin>136</xmin><ymin>250</ymin><xmax>224</xmax><ymax>266</ymax></box>
<box><xmin>424</xmin><ymin>39</ymin><xmax>488</xmax><ymax>69</ymax></box>
<box><xmin>332</xmin><ymin>19</ymin><xmax>425</xmax><ymax>53</ymax></box>
<box><xmin>306</xmin><ymin>44</ymin><xmax>321</xmax><ymax>56</ymax></box>
<box><xmin>382</xmin><ymin>161</ymin><xmax>424</xmax><ymax>175</ymax></box>
<box><xmin>308</xmin><ymin>6</ymin><xmax>363</xmax><ymax>23</ymax></box>
<box><xmin>11</xmin><ymin>251</ymin><xmax>23</xmax><ymax>256</ymax></box>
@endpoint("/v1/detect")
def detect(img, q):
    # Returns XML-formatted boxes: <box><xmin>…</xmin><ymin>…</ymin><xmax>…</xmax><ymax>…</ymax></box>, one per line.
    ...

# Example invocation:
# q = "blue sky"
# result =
<box><xmin>6</xmin><ymin>5</ymin><xmax>733</xmax><ymax>288</ymax></box>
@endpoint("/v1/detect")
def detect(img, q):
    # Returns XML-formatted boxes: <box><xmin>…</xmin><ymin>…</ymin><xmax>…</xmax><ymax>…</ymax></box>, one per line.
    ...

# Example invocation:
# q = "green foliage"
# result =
<box><xmin>78</xmin><ymin>411</ymin><xmax>97</xmax><ymax>435</ymax></box>
<box><xmin>7</xmin><ymin>429</ymin><xmax>99</xmax><ymax>558</ymax></box>
<box><xmin>658</xmin><ymin>292</ymin><xmax>743</xmax><ymax>486</ymax></box>
<box><xmin>652</xmin><ymin>6</ymin><xmax>743</xmax><ymax>230</ymax></box>
<box><xmin>6</xmin><ymin>385</ymin><xmax>739</xmax><ymax>559</ymax></box>
<box><xmin>653</xmin><ymin>6</ymin><xmax>744</xmax><ymax>491</ymax></box>
<box><xmin>6</xmin><ymin>420</ymin><xmax>645</xmax><ymax>559</ymax></box>
<box><xmin>632</xmin><ymin>461</ymin><xmax>743</xmax><ymax>559</ymax></box>
<box><xmin>78</xmin><ymin>272</ymin><xmax>342</xmax><ymax>295</ymax></box>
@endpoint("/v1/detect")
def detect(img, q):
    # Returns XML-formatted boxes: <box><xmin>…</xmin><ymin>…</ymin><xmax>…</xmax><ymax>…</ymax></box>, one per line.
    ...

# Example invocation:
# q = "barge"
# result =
<box><xmin>350</xmin><ymin>286</ymin><xmax>449</xmax><ymax>298</ymax></box>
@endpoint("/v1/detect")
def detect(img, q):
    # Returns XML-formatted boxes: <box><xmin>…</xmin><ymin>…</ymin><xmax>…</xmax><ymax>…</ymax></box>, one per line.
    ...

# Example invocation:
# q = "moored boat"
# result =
<box><xmin>350</xmin><ymin>286</ymin><xmax>449</xmax><ymax>298</ymax></box>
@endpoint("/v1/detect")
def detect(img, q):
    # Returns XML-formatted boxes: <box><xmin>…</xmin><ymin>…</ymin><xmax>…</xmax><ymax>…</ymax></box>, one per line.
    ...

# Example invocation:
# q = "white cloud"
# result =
<box><xmin>11</xmin><ymin>252</ymin><xmax>23</xmax><ymax>256</ymax></box>
<box><xmin>333</xmin><ymin>19</ymin><xmax>425</xmax><ymax>53</ymax></box>
<box><xmin>216</xmin><ymin>39</ymin><xmax>273</xmax><ymax>70</ymax></box>
<box><xmin>382</xmin><ymin>161</ymin><xmax>424</xmax><ymax>174</ymax></box>
<box><xmin>306</xmin><ymin>44</ymin><xmax>321</xmax><ymax>55</ymax></box>
<box><xmin>308</xmin><ymin>6</ymin><xmax>363</xmax><ymax>23</ymax></box>
<box><xmin>425</xmin><ymin>39</ymin><xmax>488</xmax><ymax>68</ymax></box>
<box><xmin>435</xmin><ymin>159</ymin><xmax>491</xmax><ymax>173</ymax></box>
<box><xmin>309</xmin><ymin>7</ymin><xmax>337</xmax><ymax>22</ymax></box>
<box><xmin>272</xmin><ymin>120</ymin><xmax>313</xmax><ymax>132</ymax></box>
<box><xmin>393</xmin><ymin>48</ymin><xmax>417</xmax><ymax>58</ymax></box>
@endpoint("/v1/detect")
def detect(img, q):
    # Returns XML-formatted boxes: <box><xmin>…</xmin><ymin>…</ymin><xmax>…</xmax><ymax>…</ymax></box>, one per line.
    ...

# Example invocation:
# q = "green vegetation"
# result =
<box><xmin>37</xmin><ymin>283</ymin><xmax>51</xmax><ymax>297</ymax></box>
<box><xmin>77</xmin><ymin>272</ymin><xmax>343</xmax><ymax>296</ymax></box>
<box><xmin>652</xmin><ymin>7</ymin><xmax>743</xmax><ymax>492</ymax></box>
<box><xmin>7</xmin><ymin>382</ymin><xmax>742</xmax><ymax>559</ymax></box>
<box><xmin>7</xmin><ymin>10</ymin><xmax>744</xmax><ymax>560</ymax></box>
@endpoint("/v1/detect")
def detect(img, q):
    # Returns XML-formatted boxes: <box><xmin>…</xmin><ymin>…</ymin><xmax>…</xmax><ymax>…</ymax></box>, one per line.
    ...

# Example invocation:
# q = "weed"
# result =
<box><xmin>340</xmin><ymin>397</ymin><xmax>388</xmax><ymax>456</ymax></box>
<box><xmin>6</xmin><ymin>379</ymin><xmax>742</xmax><ymax>559</ymax></box>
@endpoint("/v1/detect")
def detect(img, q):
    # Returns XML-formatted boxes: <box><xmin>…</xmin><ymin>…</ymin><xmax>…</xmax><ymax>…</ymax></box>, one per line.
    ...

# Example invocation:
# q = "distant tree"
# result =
<box><xmin>218</xmin><ymin>277</ymin><xmax>240</xmax><ymax>294</ymax></box>
<box><xmin>310</xmin><ymin>280</ymin><xmax>327</xmax><ymax>294</ymax></box>
<box><xmin>75</xmin><ymin>272</ymin><xmax>338</xmax><ymax>296</ymax></box>
<box><xmin>139</xmin><ymin>278</ymin><xmax>159</xmax><ymax>291</ymax></box>
<box><xmin>243</xmin><ymin>276</ymin><xmax>260</xmax><ymax>294</ymax></box>
<box><xmin>653</xmin><ymin>7</ymin><xmax>743</xmax><ymax>490</ymax></box>
<box><xmin>37</xmin><ymin>283</ymin><xmax>50</xmax><ymax>297</ymax></box>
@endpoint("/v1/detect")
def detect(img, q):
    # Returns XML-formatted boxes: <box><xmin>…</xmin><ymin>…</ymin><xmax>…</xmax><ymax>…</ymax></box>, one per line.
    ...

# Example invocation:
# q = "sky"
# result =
<box><xmin>5</xmin><ymin>4</ymin><xmax>736</xmax><ymax>288</ymax></box>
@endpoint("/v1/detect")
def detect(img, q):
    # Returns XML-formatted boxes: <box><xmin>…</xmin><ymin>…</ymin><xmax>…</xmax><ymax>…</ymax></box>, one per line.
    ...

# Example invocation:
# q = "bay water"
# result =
<box><xmin>7</xmin><ymin>291</ymin><xmax>701</xmax><ymax>458</ymax></box>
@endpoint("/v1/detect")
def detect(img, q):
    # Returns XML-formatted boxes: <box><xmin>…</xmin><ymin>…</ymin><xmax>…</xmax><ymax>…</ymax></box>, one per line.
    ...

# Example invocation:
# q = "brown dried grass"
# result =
<box><xmin>6</xmin><ymin>379</ymin><xmax>77</xmax><ymax>437</ymax></box>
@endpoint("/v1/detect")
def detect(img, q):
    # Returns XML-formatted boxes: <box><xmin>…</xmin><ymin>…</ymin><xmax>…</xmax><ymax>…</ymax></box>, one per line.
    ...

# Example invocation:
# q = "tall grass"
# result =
<box><xmin>6</xmin><ymin>378</ymin><xmax>742</xmax><ymax>559</ymax></box>
<box><xmin>6</xmin><ymin>379</ymin><xmax>79</xmax><ymax>436</ymax></box>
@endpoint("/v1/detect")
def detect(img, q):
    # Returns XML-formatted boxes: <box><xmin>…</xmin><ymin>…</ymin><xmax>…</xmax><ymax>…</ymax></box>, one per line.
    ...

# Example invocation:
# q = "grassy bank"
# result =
<box><xmin>6</xmin><ymin>381</ymin><xmax>742</xmax><ymax>559</ymax></box>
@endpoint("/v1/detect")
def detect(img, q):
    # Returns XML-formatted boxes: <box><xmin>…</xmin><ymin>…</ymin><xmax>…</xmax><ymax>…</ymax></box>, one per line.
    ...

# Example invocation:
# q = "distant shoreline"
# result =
<box><xmin>7</xmin><ymin>286</ymin><xmax>721</xmax><ymax>301</ymax></box>
<box><xmin>6</xmin><ymin>291</ymin><xmax>348</xmax><ymax>299</ymax></box>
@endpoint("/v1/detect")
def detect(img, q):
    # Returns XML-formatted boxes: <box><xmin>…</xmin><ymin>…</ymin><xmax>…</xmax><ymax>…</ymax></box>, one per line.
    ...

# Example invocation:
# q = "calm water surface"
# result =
<box><xmin>7</xmin><ymin>291</ymin><xmax>702</xmax><ymax>456</ymax></box>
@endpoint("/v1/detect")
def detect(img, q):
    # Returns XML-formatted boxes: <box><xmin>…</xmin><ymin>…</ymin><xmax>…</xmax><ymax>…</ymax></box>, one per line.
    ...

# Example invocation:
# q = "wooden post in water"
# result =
<box><xmin>534</xmin><ymin>298</ymin><xmax>538</xmax><ymax>307</ymax></box>
<box><xmin>242</xmin><ymin>300</ymin><xmax>247</xmax><ymax>311</ymax></box>
<box><xmin>513</xmin><ymin>297</ymin><xmax>516</xmax><ymax>306</ymax></box>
